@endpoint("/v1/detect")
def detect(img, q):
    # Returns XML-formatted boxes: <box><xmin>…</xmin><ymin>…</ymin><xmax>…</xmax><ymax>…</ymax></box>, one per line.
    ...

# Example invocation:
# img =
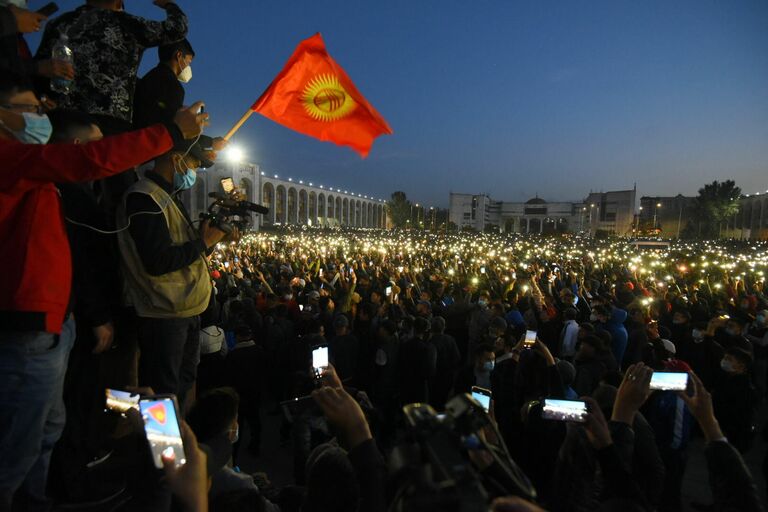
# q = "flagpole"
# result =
<box><xmin>223</xmin><ymin>108</ymin><xmax>255</xmax><ymax>140</ymax></box>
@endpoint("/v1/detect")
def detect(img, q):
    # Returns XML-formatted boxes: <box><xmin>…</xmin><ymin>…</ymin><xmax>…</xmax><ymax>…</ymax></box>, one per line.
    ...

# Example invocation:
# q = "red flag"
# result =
<box><xmin>252</xmin><ymin>33</ymin><xmax>392</xmax><ymax>158</ymax></box>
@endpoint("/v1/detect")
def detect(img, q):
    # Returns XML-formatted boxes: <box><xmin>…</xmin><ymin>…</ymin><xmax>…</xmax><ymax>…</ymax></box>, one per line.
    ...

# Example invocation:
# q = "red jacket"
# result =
<box><xmin>0</xmin><ymin>124</ymin><xmax>178</xmax><ymax>334</ymax></box>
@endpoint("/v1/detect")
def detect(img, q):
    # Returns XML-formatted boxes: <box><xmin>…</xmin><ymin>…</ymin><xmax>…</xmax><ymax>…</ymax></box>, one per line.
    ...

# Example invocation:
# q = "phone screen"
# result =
<box><xmin>221</xmin><ymin>177</ymin><xmax>234</xmax><ymax>194</ymax></box>
<box><xmin>105</xmin><ymin>388</ymin><xmax>139</xmax><ymax>413</ymax></box>
<box><xmin>649</xmin><ymin>372</ymin><xmax>689</xmax><ymax>391</ymax></box>
<box><xmin>385</xmin><ymin>286</ymin><xmax>392</xmax><ymax>297</ymax></box>
<box><xmin>524</xmin><ymin>330</ymin><xmax>537</xmax><ymax>348</ymax></box>
<box><xmin>471</xmin><ymin>387</ymin><xmax>491</xmax><ymax>412</ymax></box>
<box><xmin>312</xmin><ymin>345</ymin><xmax>329</xmax><ymax>372</ymax></box>
<box><xmin>139</xmin><ymin>397</ymin><xmax>186</xmax><ymax>469</ymax></box>
<box><xmin>542</xmin><ymin>399</ymin><xmax>588</xmax><ymax>423</ymax></box>
<box><xmin>480</xmin><ymin>267</ymin><xmax>486</xmax><ymax>274</ymax></box>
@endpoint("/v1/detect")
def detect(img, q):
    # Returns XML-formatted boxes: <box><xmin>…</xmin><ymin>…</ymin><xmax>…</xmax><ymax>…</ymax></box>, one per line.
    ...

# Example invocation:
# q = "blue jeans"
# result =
<box><xmin>0</xmin><ymin>317</ymin><xmax>75</xmax><ymax>511</ymax></box>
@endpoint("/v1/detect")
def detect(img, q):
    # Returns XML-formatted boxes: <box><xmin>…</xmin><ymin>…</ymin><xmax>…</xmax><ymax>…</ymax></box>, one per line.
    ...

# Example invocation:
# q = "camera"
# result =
<box><xmin>388</xmin><ymin>394</ymin><xmax>536</xmax><ymax>511</ymax></box>
<box><xmin>200</xmin><ymin>192</ymin><xmax>269</xmax><ymax>235</ymax></box>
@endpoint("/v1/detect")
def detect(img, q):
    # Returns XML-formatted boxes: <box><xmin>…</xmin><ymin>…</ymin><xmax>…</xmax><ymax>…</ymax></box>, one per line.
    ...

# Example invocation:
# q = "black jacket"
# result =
<box><xmin>705</xmin><ymin>440</ymin><xmax>764</xmax><ymax>511</ymax></box>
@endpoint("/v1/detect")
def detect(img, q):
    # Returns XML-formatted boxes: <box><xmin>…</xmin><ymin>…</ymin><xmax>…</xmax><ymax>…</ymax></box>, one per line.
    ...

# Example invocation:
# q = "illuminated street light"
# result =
<box><xmin>224</xmin><ymin>145</ymin><xmax>244</xmax><ymax>163</ymax></box>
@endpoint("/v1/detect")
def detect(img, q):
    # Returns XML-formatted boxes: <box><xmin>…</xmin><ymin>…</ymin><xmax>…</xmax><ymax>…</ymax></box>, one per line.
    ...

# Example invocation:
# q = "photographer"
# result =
<box><xmin>117</xmin><ymin>140</ymin><xmax>227</xmax><ymax>408</ymax></box>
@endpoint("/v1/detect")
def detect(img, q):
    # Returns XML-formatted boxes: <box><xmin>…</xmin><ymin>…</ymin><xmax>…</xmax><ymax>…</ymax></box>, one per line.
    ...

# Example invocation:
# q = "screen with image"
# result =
<box><xmin>105</xmin><ymin>388</ymin><xmax>139</xmax><ymax>413</ymax></box>
<box><xmin>542</xmin><ymin>399</ymin><xmax>587</xmax><ymax>423</ymax></box>
<box><xmin>471</xmin><ymin>391</ymin><xmax>491</xmax><ymax>412</ymax></box>
<box><xmin>312</xmin><ymin>346</ymin><xmax>329</xmax><ymax>370</ymax></box>
<box><xmin>650</xmin><ymin>372</ymin><xmax>688</xmax><ymax>391</ymax></box>
<box><xmin>221</xmin><ymin>177</ymin><xmax>234</xmax><ymax>194</ymax></box>
<box><xmin>140</xmin><ymin>398</ymin><xmax>185</xmax><ymax>469</ymax></box>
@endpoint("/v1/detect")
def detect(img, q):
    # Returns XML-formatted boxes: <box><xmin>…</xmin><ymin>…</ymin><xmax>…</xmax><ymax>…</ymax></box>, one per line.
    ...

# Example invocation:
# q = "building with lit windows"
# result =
<box><xmin>179</xmin><ymin>162</ymin><xmax>388</xmax><ymax>231</ymax></box>
<box><xmin>449</xmin><ymin>188</ymin><xmax>636</xmax><ymax>235</ymax></box>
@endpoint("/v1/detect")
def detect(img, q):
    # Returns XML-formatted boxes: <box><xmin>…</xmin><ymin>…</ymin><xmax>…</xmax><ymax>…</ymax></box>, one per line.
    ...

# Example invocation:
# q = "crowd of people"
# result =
<box><xmin>1</xmin><ymin>1</ymin><xmax>767</xmax><ymax>512</ymax></box>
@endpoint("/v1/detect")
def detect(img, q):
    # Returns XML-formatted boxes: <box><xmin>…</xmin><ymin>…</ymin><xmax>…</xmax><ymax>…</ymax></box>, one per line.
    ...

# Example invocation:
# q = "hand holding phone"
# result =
<box><xmin>37</xmin><ymin>2</ymin><xmax>59</xmax><ymax>16</ymax></box>
<box><xmin>523</xmin><ymin>330</ymin><xmax>537</xmax><ymax>349</ymax></box>
<box><xmin>471</xmin><ymin>386</ymin><xmax>492</xmax><ymax>412</ymax></box>
<box><xmin>312</xmin><ymin>345</ymin><xmax>329</xmax><ymax>379</ymax></box>
<box><xmin>139</xmin><ymin>395</ymin><xmax>186</xmax><ymax>469</ymax></box>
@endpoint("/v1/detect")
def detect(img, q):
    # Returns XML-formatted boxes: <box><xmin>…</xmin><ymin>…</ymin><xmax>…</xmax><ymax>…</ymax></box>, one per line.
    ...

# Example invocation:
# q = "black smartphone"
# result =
<box><xmin>37</xmin><ymin>2</ymin><xmax>59</xmax><ymax>17</ymax></box>
<box><xmin>312</xmin><ymin>344</ymin><xmax>329</xmax><ymax>379</ymax></box>
<box><xmin>541</xmin><ymin>398</ymin><xmax>588</xmax><ymax>423</ymax></box>
<box><xmin>471</xmin><ymin>386</ymin><xmax>492</xmax><ymax>412</ymax></box>
<box><xmin>139</xmin><ymin>395</ymin><xmax>186</xmax><ymax>469</ymax></box>
<box><xmin>280</xmin><ymin>395</ymin><xmax>320</xmax><ymax>421</ymax></box>
<box><xmin>105</xmin><ymin>388</ymin><xmax>139</xmax><ymax>414</ymax></box>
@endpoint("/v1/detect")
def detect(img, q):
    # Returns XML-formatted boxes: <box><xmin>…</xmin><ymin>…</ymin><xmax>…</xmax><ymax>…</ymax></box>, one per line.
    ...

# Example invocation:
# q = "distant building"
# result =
<box><xmin>449</xmin><ymin>188</ymin><xmax>636</xmax><ymax>235</ymax></box>
<box><xmin>641</xmin><ymin>193</ymin><xmax>768</xmax><ymax>240</ymax></box>
<box><xmin>723</xmin><ymin>193</ymin><xmax>768</xmax><ymax>240</ymax></box>
<box><xmin>180</xmin><ymin>162</ymin><xmax>387</xmax><ymax>231</ymax></box>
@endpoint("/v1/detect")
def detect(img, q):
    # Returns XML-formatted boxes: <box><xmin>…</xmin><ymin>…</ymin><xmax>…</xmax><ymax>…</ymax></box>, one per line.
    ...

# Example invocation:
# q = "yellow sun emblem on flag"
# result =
<box><xmin>302</xmin><ymin>74</ymin><xmax>356</xmax><ymax>122</ymax></box>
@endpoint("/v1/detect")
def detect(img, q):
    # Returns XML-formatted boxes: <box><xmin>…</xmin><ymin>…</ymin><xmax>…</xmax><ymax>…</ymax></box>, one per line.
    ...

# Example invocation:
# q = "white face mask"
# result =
<box><xmin>692</xmin><ymin>329</ymin><xmax>704</xmax><ymax>341</ymax></box>
<box><xmin>720</xmin><ymin>359</ymin><xmax>735</xmax><ymax>373</ymax></box>
<box><xmin>177</xmin><ymin>57</ymin><xmax>192</xmax><ymax>83</ymax></box>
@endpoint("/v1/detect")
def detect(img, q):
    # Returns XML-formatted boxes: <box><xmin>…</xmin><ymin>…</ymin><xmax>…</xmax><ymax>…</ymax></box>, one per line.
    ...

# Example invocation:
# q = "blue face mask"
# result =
<box><xmin>14</xmin><ymin>113</ymin><xmax>52</xmax><ymax>144</ymax></box>
<box><xmin>482</xmin><ymin>360</ymin><xmax>495</xmax><ymax>372</ymax></box>
<box><xmin>173</xmin><ymin>166</ymin><xmax>197</xmax><ymax>191</ymax></box>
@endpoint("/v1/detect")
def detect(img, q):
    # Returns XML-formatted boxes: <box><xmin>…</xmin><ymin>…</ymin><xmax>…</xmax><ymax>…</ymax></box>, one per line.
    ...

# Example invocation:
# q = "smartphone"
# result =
<box><xmin>312</xmin><ymin>344</ymin><xmax>329</xmax><ymax>378</ymax></box>
<box><xmin>524</xmin><ymin>330</ymin><xmax>537</xmax><ymax>349</ymax></box>
<box><xmin>480</xmin><ymin>267</ymin><xmax>486</xmax><ymax>274</ymax></box>
<box><xmin>319</xmin><ymin>268</ymin><xmax>324</xmax><ymax>277</ymax></box>
<box><xmin>398</xmin><ymin>266</ymin><xmax>404</xmax><ymax>273</ymax></box>
<box><xmin>649</xmin><ymin>372</ymin><xmax>689</xmax><ymax>391</ymax></box>
<box><xmin>299</xmin><ymin>304</ymin><xmax>304</xmax><ymax>312</ymax></box>
<box><xmin>139</xmin><ymin>395</ymin><xmax>186</xmax><ymax>469</ymax></box>
<box><xmin>280</xmin><ymin>395</ymin><xmax>320</xmax><ymax>420</ymax></box>
<box><xmin>541</xmin><ymin>399</ymin><xmax>588</xmax><ymax>423</ymax></box>
<box><xmin>105</xmin><ymin>388</ymin><xmax>139</xmax><ymax>414</ymax></box>
<box><xmin>221</xmin><ymin>177</ymin><xmax>234</xmax><ymax>194</ymax></box>
<box><xmin>224</xmin><ymin>261</ymin><xmax>230</xmax><ymax>268</ymax></box>
<box><xmin>385</xmin><ymin>286</ymin><xmax>393</xmax><ymax>297</ymax></box>
<box><xmin>37</xmin><ymin>2</ymin><xmax>59</xmax><ymax>16</ymax></box>
<box><xmin>471</xmin><ymin>386</ymin><xmax>492</xmax><ymax>412</ymax></box>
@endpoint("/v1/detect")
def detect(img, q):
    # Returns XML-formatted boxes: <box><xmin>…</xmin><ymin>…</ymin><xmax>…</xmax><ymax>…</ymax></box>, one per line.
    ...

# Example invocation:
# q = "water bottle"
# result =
<box><xmin>50</xmin><ymin>34</ymin><xmax>73</xmax><ymax>94</ymax></box>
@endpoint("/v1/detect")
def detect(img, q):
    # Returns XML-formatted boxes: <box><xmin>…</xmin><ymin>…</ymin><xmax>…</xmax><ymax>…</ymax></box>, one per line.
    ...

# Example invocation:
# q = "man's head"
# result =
<box><xmin>474</xmin><ymin>343</ymin><xmax>495</xmax><ymax>372</ymax></box>
<box><xmin>721</xmin><ymin>347</ymin><xmax>752</xmax><ymax>375</ymax></box>
<box><xmin>431</xmin><ymin>316</ymin><xmax>446</xmax><ymax>334</ymax></box>
<box><xmin>726</xmin><ymin>318</ymin><xmax>745</xmax><ymax>337</ymax></box>
<box><xmin>186</xmin><ymin>387</ymin><xmax>240</xmax><ymax>444</ymax></box>
<box><xmin>154</xmin><ymin>147</ymin><xmax>202</xmax><ymax>189</ymax></box>
<box><xmin>48</xmin><ymin>110</ymin><xmax>103</xmax><ymax>144</ymax></box>
<box><xmin>333</xmin><ymin>314</ymin><xmax>349</xmax><ymax>336</ymax></box>
<box><xmin>672</xmin><ymin>310</ymin><xmax>691</xmax><ymax>326</ymax></box>
<box><xmin>0</xmin><ymin>74</ymin><xmax>48</xmax><ymax>143</ymax></box>
<box><xmin>159</xmin><ymin>39</ymin><xmax>195</xmax><ymax>82</ymax></box>
<box><xmin>592</xmin><ymin>305</ymin><xmax>611</xmax><ymax>324</ymax></box>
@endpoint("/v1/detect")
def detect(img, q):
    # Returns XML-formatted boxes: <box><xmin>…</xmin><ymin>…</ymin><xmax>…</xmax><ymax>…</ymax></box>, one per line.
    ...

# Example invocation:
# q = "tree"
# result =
<box><xmin>692</xmin><ymin>180</ymin><xmax>741</xmax><ymax>238</ymax></box>
<box><xmin>386</xmin><ymin>191</ymin><xmax>412</xmax><ymax>228</ymax></box>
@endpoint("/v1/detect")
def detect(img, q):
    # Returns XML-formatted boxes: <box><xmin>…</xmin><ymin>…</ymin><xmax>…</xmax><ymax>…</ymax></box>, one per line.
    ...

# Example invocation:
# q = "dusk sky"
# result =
<box><xmin>28</xmin><ymin>1</ymin><xmax>768</xmax><ymax>207</ymax></box>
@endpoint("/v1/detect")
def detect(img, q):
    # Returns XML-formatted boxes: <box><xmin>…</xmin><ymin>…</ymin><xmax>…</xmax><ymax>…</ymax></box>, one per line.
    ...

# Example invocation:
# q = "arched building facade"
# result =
<box><xmin>182</xmin><ymin>162</ymin><xmax>387</xmax><ymax>231</ymax></box>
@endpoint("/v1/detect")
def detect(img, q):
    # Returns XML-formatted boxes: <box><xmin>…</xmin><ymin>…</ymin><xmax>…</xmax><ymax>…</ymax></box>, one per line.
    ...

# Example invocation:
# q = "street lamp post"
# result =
<box><xmin>676</xmin><ymin>201</ymin><xmax>684</xmax><ymax>238</ymax></box>
<box><xmin>653</xmin><ymin>202</ymin><xmax>662</xmax><ymax>230</ymax></box>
